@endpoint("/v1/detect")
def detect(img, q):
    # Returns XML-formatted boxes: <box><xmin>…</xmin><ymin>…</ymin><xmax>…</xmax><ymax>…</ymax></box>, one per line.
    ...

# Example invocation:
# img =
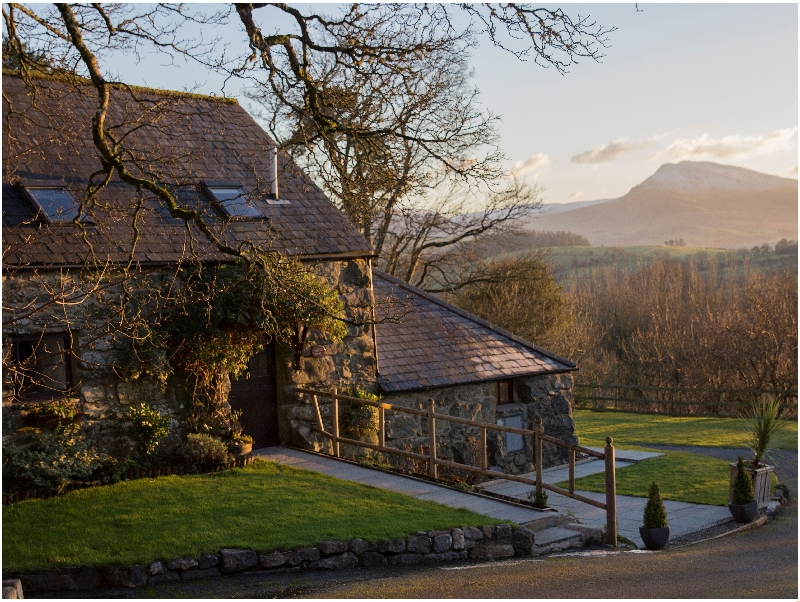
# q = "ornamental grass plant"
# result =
<box><xmin>744</xmin><ymin>394</ymin><xmax>787</xmax><ymax>468</ymax></box>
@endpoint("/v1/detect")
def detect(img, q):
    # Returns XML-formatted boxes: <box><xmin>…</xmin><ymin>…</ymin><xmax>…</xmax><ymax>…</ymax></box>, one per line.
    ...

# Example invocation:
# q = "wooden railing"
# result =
<box><xmin>575</xmin><ymin>383</ymin><xmax>798</xmax><ymax>418</ymax></box>
<box><xmin>294</xmin><ymin>386</ymin><xmax>619</xmax><ymax>546</ymax></box>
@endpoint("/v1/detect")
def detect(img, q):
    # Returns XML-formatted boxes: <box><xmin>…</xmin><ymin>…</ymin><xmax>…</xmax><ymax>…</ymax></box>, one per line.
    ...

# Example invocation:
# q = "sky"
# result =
<box><xmin>106</xmin><ymin>3</ymin><xmax>798</xmax><ymax>206</ymax></box>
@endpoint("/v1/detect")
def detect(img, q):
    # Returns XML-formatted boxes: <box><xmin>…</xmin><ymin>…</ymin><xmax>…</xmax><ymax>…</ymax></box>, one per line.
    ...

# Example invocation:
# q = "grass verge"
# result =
<box><xmin>574</xmin><ymin>409</ymin><xmax>797</xmax><ymax>450</ymax></box>
<box><xmin>3</xmin><ymin>459</ymin><xmax>501</xmax><ymax>571</ymax></box>
<box><xmin>555</xmin><ymin>449</ymin><xmax>731</xmax><ymax>506</ymax></box>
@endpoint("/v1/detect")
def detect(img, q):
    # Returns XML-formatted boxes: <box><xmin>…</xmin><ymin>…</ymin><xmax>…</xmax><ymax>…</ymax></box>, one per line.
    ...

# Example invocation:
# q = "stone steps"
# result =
<box><xmin>531</xmin><ymin>526</ymin><xmax>592</xmax><ymax>555</ymax></box>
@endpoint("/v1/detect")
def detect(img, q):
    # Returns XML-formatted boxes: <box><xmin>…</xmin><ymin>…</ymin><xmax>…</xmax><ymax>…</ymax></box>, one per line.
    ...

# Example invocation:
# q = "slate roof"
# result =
<box><xmin>373</xmin><ymin>271</ymin><xmax>576</xmax><ymax>393</ymax></box>
<box><xmin>2</xmin><ymin>74</ymin><xmax>371</xmax><ymax>267</ymax></box>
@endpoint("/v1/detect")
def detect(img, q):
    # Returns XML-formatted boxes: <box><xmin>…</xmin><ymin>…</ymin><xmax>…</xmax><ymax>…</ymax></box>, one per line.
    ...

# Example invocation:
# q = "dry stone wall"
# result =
<box><xmin>4</xmin><ymin>524</ymin><xmax>535</xmax><ymax>593</ymax></box>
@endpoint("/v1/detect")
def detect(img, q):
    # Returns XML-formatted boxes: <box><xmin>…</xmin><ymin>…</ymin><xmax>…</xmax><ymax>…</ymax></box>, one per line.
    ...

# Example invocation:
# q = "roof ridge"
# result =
<box><xmin>372</xmin><ymin>269</ymin><xmax>576</xmax><ymax>369</ymax></box>
<box><xmin>2</xmin><ymin>70</ymin><xmax>238</xmax><ymax>105</ymax></box>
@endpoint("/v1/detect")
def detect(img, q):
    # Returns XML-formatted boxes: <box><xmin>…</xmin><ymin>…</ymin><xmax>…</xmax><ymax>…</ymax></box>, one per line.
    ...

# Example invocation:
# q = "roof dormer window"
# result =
<box><xmin>26</xmin><ymin>187</ymin><xmax>80</xmax><ymax>223</ymax></box>
<box><xmin>207</xmin><ymin>186</ymin><xmax>264</xmax><ymax>218</ymax></box>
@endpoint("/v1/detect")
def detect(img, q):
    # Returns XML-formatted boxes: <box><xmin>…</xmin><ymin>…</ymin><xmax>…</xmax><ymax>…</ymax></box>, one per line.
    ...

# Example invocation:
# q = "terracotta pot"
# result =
<box><xmin>639</xmin><ymin>526</ymin><xmax>670</xmax><ymax>550</ymax></box>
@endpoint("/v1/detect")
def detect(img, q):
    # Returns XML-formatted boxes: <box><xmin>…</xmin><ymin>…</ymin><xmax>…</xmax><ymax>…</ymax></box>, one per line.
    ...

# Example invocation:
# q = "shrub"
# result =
<box><xmin>732</xmin><ymin>456</ymin><xmax>755</xmax><ymax>505</ymax></box>
<box><xmin>31</xmin><ymin>399</ymin><xmax>78</xmax><ymax>420</ymax></box>
<box><xmin>340</xmin><ymin>389</ymin><xmax>380</xmax><ymax>438</ymax></box>
<box><xmin>182</xmin><ymin>433</ymin><xmax>231</xmax><ymax>467</ymax></box>
<box><xmin>3</xmin><ymin>424</ymin><xmax>113</xmax><ymax>491</ymax></box>
<box><xmin>643</xmin><ymin>481</ymin><xmax>668</xmax><ymax>528</ymax></box>
<box><xmin>125</xmin><ymin>403</ymin><xmax>171</xmax><ymax>458</ymax></box>
<box><xmin>528</xmin><ymin>488</ymin><xmax>549</xmax><ymax>509</ymax></box>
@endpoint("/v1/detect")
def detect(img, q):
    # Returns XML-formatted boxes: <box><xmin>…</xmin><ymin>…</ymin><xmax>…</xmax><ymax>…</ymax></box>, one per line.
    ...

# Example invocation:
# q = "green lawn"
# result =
<box><xmin>564</xmin><ymin>409</ymin><xmax>796</xmax><ymax>506</ymax></box>
<box><xmin>574</xmin><ymin>409</ymin><xmax>797</xmax><ymax>450</ymax></box>
<box><xmin>3</xmin><ymin>459</ymin><xmax>501</xmax><ymax>571</ymax></box>
<box><xmin>556</xmin><ymin>450</ymin><xmax>731</xmax><ymax>506</ymax></box>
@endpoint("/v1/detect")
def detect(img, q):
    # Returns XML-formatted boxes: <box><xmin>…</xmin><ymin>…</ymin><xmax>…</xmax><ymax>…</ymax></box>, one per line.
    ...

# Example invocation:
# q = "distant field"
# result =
<box><xmin>573</xmin><ymin>409</ymin><xmax>798</xmax><ymax>451</ymax></box>
<box><xmin>541</xmin><ymin>245</ymin><xmax>796</xmax><ymax>282</ymax></box>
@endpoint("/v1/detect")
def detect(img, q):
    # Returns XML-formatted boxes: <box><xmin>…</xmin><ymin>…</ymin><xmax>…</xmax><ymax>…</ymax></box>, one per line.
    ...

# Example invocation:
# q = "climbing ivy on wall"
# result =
<box><xmin>119</xmin><ymin>257</ymin><xmax>347</xmax><ymax>436</ymax></box>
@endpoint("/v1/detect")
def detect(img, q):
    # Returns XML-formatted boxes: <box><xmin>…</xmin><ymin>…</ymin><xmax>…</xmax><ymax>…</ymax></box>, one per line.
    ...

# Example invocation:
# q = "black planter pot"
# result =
<box><xmin>639</xmin><ymin>526</ymin><xmax>670</xmax><ymax>550</ymax></box>
<box><xmin>728</xmin><ymin>501</ymin><xmax>758</xmax><ymax>523</ymax></box>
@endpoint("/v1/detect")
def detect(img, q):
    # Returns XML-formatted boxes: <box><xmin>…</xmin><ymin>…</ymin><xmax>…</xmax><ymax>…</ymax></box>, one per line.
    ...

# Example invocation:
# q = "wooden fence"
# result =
<box><xmin>294</xmin><ymin>386</ymin><xmax>619</xmax><ymax>546</ymax></box>
<box><xmin>574</xmin><ymin>383</ymin><xmax>798</xmax><ymax>418</ymax></box>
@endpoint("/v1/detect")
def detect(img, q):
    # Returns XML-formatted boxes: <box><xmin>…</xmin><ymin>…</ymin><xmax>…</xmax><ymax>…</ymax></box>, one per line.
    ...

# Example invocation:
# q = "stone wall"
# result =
<box><xmin>276</xmin><ymin>258</ymin><xmax>378</xmax><ymax>452</ymax></box>
<box><xmin>373</xmin><ymin>372</ymin><xmax>577</xmax><ymax>478</ymax></box>
<box><xmin>5</xmin><ymin>524</ymin><xmax>534</xmax><ymax>593</ymax></box>
<box><xmin>1</xmin><ymin>269</ymin><xmax>186</xmax><ymax>457</ymax></box>
<box><xmin>2</xmin><ymin>258</ymin><xmax>378</xmax><ymax>457</ymax></box>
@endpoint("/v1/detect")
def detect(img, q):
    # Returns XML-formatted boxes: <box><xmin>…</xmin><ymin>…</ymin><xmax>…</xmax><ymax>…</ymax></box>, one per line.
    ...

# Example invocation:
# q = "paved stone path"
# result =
<box><xmin>257</xmin><ymin>446</ymin><xmax>733</xmax><ymax>549</ymax></box>
<box><xmin>477</xmin><ymin>450</ymin><xmax>731</xmax><ymax>548</ymax></box>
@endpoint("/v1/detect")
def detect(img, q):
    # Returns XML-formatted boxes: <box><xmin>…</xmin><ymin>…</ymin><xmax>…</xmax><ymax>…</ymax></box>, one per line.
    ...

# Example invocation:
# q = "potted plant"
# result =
<box><xmin>730</xmin><ymin>395</ymin><xmax>785</xmax><ymax>509</ymax></box>
<box><xmin>729</xmin><ymin>456</ymin><xmax>758</xmax><ymax>522</ymax></box>
<box><xmin>640</xmin><ymin>481</ymin><xmax>670</xmax><ymax>550</ymax></box>
<box><xmin>229</xmin><ymin>433</ymin><xmax>253</xmax><ymax>456</ymax></box>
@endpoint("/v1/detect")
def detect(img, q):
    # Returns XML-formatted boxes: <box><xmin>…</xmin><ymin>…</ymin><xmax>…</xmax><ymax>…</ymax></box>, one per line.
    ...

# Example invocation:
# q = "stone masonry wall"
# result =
<box><xmin>273</xmin><ymin>258</ymin><xmax>378</xmax><ymax>452</ymax></box>
<box><xmin>376</xmin><ymin>372</ymin><xmax>577</xmax><ymax>478</ymax></box>
<box><xmin>2</xmin><ymin>259</ymin><xmax>378</xmax><ymax>456</ymax></box>
<box><xmin>2</xmin><ymin>269</ymin><xmax>187</xmax><ymax>457</ymax></box>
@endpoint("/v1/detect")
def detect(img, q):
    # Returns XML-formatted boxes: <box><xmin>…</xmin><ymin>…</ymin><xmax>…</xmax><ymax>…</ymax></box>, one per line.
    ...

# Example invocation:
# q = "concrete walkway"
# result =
<box><xmin>477</xmin><ymin>449</ymin><xmax>732</xmax><ymax>547</ymax></box>
<box><xmin>257</xmin><ymin>446</ymin><xmax>732</xmax><ymax>550</ymax></box>
<box><xmin>256</xmin><ymin>446</ymin><xmax>545</xmax><ymax>525</ymax></box>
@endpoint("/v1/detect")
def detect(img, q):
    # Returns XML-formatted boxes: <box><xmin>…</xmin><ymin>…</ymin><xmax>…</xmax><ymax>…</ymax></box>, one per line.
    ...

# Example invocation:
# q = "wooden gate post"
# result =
<box><xmin>535</xmin><ymin>418</ymin><xmax>544</xmax><ymax>499</ymax></box>
<box><xmin>331</xmin><ymin>387</ymin><xmax>340</xmax><ymax>458</ymax></box>
<box><xmin>379</xmin><ymin>406</ymin><xmax>386</xmax><ymax>448</ymax></box>
<box><xmin>427</xmin><ymin>399</ymin><xmax>438</xmax><ymax>479</ymax></box>
<box><xmin>604</xmin><ymin>436</ymin><xmax>617</xmax><ymax>546</ymax></box>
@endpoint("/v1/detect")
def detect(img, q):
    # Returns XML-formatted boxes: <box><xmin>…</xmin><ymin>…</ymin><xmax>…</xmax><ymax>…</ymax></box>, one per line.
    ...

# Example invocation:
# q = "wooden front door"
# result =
<box><xmin>228</xmin><ymin>341</ymin><xmax>279</xmax><ymax>448</ymax></box>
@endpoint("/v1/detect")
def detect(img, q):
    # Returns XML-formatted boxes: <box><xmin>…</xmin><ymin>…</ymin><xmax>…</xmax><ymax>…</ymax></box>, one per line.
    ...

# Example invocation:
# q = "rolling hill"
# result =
<box><xmin>524</xmin><ymin>161</ymin><xmax>798</xmax><ymax>248</ymax></box>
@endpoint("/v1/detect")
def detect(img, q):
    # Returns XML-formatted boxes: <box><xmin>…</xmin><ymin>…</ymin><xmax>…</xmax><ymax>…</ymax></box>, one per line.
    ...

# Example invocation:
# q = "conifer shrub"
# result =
<box><xmin>643</xmin><ymin>480</ymin><xmax>668</xmax><ymax>528</ymax></box>
<box><xmin>732</xmin><ymin>456</ymin><xmax>755</xmax><ymax>505</ymax></box>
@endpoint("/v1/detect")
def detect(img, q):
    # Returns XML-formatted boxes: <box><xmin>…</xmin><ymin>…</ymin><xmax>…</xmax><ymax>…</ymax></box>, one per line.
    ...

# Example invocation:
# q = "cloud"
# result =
<box><xmin>571</xmin><ymin>139</ymin><xmax>656</xmax><ymax>164</ymax></box>
<box><xmin>568</xmin><ymin>191</ymin><xmax>585</xmax><ymax>199</ymax></box>
<box><xmin>650</xmin><ymin>128</ymin><xmax>798</xmax><ymax>162</ymax></box>
<box><xmin>510</xmin><ymin>153</ymin><xmax>550</xmax><ymax>176</ymax></box>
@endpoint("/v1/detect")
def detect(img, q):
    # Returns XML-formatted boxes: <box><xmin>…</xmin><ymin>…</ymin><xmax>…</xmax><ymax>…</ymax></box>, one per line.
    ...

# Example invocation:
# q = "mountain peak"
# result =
<box><xmin>638</xmin><ymin>161</ymin><xmax>792</xmax><ymax>194</ymax></box>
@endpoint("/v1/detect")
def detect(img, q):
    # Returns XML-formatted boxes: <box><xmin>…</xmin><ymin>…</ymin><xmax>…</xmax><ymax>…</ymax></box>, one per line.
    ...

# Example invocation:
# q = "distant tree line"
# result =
<box><xmin>449</xmin><ymin>254</ymin><xmax>797</xmax><ymax>397</ymax></box>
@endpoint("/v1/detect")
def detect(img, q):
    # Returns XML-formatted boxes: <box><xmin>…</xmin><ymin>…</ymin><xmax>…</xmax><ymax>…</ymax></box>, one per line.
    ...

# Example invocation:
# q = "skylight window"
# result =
<box><xmin>208</xmin><ymin>187</ymin><xmax>263</xmax><ymax>218</ymax></box>
<box><xmin>27</xmin><ymin>188</ymin><xmax>80</xmax><ymax>223</ymax></box>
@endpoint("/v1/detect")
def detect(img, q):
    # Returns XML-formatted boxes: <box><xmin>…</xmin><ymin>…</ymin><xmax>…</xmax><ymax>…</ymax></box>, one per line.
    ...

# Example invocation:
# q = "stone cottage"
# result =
<box><xmin>2</xmin><ymin>73</ymin><xmax>577</xmax><ymax>473</ymax></box>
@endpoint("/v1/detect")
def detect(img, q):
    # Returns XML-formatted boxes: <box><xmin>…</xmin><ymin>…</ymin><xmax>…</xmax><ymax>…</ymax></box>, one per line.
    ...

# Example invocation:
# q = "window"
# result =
<box><xmin>8</xmin><ymin>334</ymin><xmax>72</xmax><ymax>396</ymax></box>
<box><xmin>497</xmin><ymin>415</ymin><xmax>524</xmax><ymax>452</ymax></box>
<box><xmin>496</xmin><ymin>380</ymin><xmax>514</xmax><ymax>405</ymax></box>
<box><xmin>207</xmin><ymin>187</ymin><xmax>264</xmax><ymax>218</ymax></box>
<box><xmin>26</xmin><ymin>188</ymin><xmax>80</xmax><ymax>223</ymax></box>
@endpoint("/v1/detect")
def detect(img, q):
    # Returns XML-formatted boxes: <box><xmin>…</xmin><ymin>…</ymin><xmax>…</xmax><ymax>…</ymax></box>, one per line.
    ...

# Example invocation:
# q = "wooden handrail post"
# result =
<box><xmin>480</xmin><ymin>426</ymin><xmax>488</xmax><ymax>470</ymax></box>
<box><xmin>604</xmin><ymin>436</ymin><xmax>617</xmax><ymax>547</ymax></box>
<box><xmin>312</xmin><ymin>394</ymin><xmax>325</xmax><ymax>432</ymax></box>
<box><xmin>331</xmin><ymin>387</ymin><xmax>340</xmax><ymax>458</ymax></box>
<box><xmin>569</xmin><ymin>448</ymin><xmax>575</xmax><ymax>494</ymax></box>
<box><xmin>428</xmin><ymin>399</ymin><xmax>438</xmax><ymax>479</ymax></box>
<box><xmin>379</xmin><ymin>406</ymin><xmax>386</xmax><ymax>448</ymax></box>
<box><xmin>535</xmin><ymin>418</ymin><xmax>544</xmax><ymax>499</ymax></box>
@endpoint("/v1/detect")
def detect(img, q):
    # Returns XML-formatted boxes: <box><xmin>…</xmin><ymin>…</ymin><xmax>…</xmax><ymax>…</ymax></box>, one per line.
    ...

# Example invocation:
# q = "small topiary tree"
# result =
<box><xmin>643</xmin><ymin>481</ymin><xmax>668</xmax><ymax>529</ymax></box>
<box><xmin>732</xmin><ymin>455</ymin><xmax>755</xmax><ymax>505</ymax></box>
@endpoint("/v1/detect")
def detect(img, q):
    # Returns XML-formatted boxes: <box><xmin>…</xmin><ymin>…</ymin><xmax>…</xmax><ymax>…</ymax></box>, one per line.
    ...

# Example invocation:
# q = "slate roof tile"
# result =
<box><xmin>374</xmin><ymin>271</ymin><xmax>575</xmax><ymax>393</ymax></box>
<box><xmin>2</xmin><ymin>75</ymin><xmax>371</xmax><ymax>266</ymax></box>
